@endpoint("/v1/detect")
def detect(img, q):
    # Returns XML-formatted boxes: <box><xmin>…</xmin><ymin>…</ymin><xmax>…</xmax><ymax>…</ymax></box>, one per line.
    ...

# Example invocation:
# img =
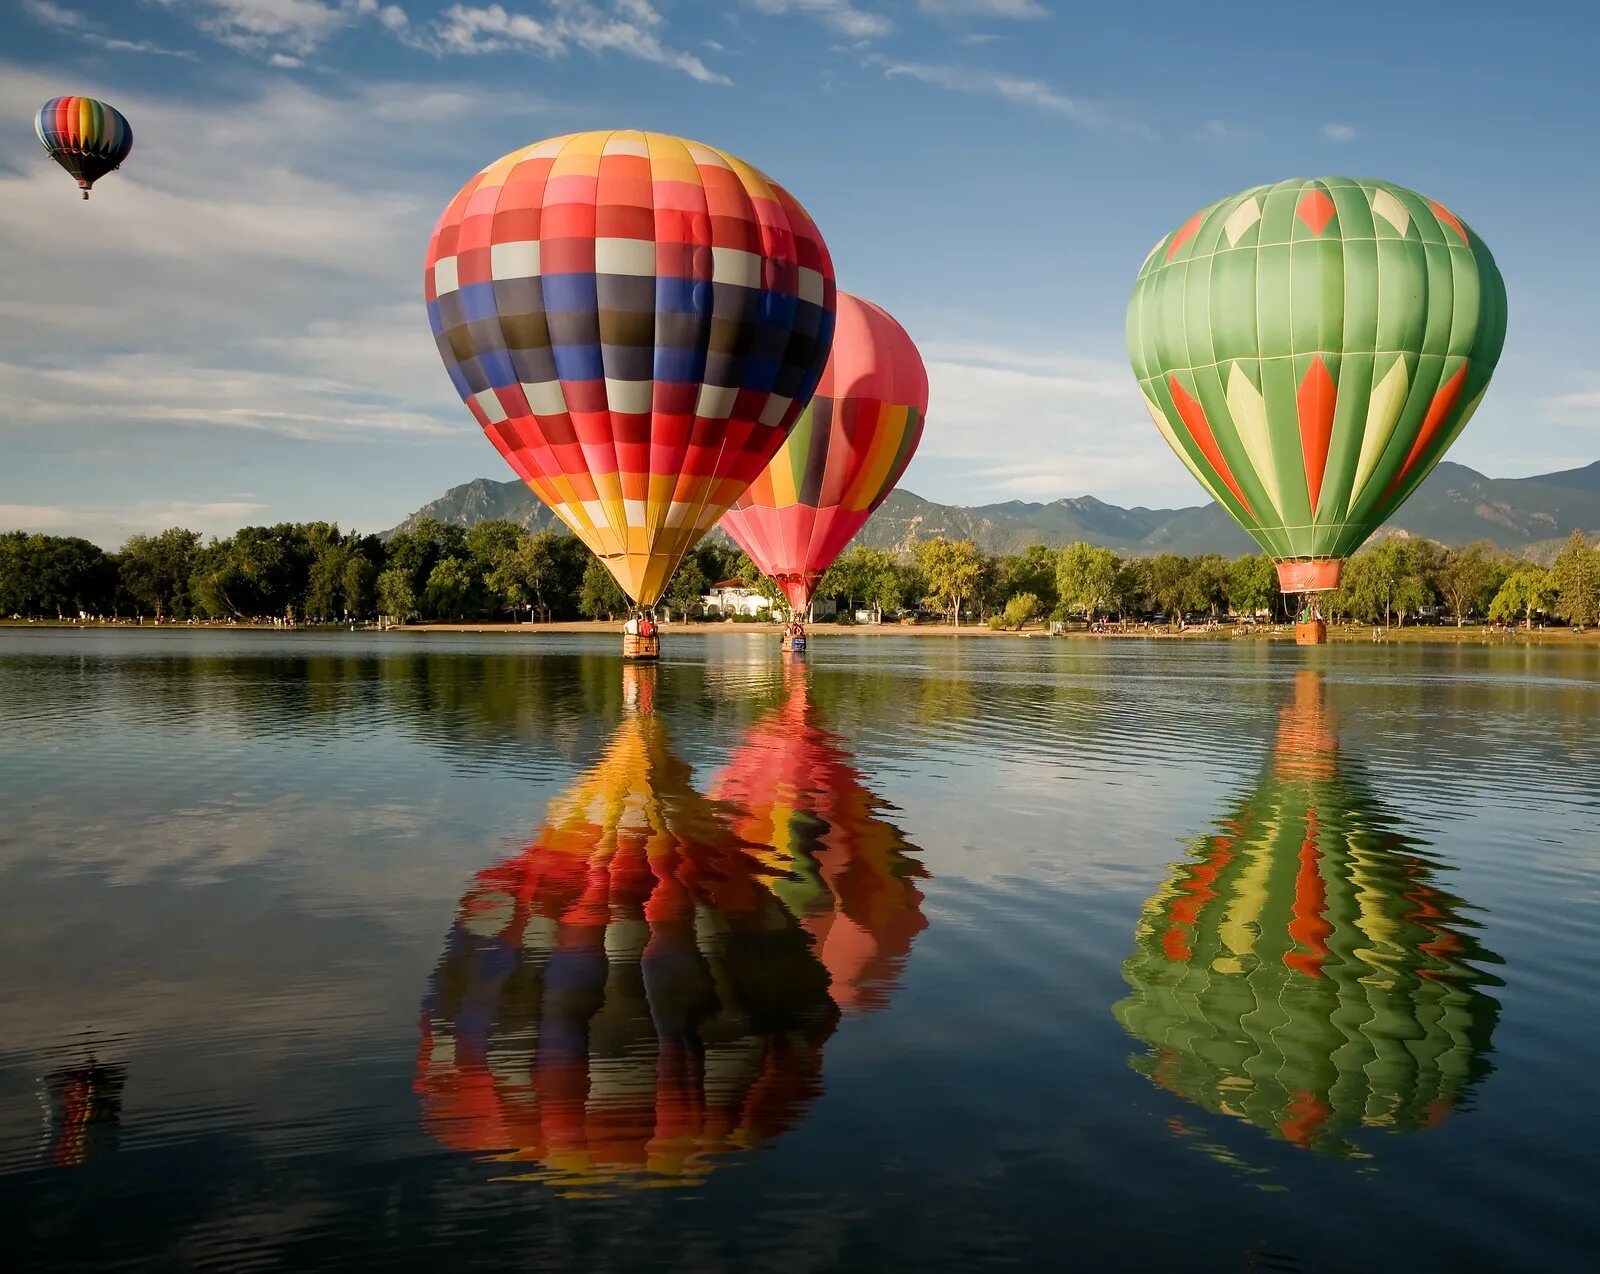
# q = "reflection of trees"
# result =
<box><xmin>1113</xmin><ymin>672</ymin><xmax>1502</xmax><ymax>1156</ymax></box>
<box><xmin>416</xmin><ymin>667</ymin><xmax>838</xmax><ymax>1192</ymax></box>
<box><xmin>710</xmin><ymin>661</ymin><xmax>927</xmax><ymax>1014</ymax></box>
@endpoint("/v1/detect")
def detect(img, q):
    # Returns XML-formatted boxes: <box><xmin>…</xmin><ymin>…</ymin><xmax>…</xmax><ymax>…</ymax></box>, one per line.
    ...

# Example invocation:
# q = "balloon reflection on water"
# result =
<box><xmin>417</xmin><ymin>664</ymin><xmax>925</xmax><ymax>1190</ymax></box>
<box><xmin>1113</xmin><ymin>672</ymin><xmax>1501</xmax><ymax>1156</ymax></box>
<box><xmin>711</xmin><ymin>659</ymin><xmax>927</xmax><ymax>1015</ymax></box>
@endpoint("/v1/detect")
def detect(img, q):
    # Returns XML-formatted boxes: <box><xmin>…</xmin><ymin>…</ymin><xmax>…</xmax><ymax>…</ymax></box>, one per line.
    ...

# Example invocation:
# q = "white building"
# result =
<box><xmin>701</xmin><ymin>578</ymin><xmax>772</xmax><ymax>617</ymax></box>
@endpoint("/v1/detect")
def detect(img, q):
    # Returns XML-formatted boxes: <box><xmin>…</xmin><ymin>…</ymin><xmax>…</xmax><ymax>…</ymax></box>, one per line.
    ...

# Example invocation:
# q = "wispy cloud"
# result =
<box><xmin>0</xmin><ymin>500</ymin><xmax>268</xmax><ymax>538</ymax></box>
<box><xmin>917</xmin><ymin>0</ymin><xmax>1047</xmax><ymax>18</ymax></box>
<box><xmin>23</xmin><ymin>0</ymin><xmax>198</xmax><ymax>57</ymax></box>
<box><xmin>1322</xmin><ymin>122</ymin><xmax>1356</xmax><ymax>142</ymax></box>
<box><xmin>902</xmin><ymin>341</ymin><xmax>1200</xmax><ymax>505</ymax></box>
<box><xmin>744</xmin><ymin>0</ymin><xmax>892</xmax><ymax>40</ymax></box>
<box><xmin>149</xmin><ymin>0</ymin><xmax>398</xmax><ymax>58</ymax></box>
<box><xmin>1193</xmin><ymin>118</ymin><xmax>1253</xmax><ymax>145</ymax></box>
<box><xmin>875</xmin><ymin>58</ymin><xmax>1150</xmax><ymax>135</ymax></box>
<box><xmin>412</xmin><ymin>2</ymin><xmax>731</xmax><ymax>85</ymax></box>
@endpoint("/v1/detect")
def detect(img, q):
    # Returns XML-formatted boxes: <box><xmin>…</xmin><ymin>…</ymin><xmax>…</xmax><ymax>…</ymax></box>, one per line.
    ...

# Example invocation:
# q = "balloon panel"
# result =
<box><xmin>424</xmin><ymin>131</ymin><xmax>837</xmax><ymax>606</ymax></box>
<box><xmin>1128</xmin><ymin>177</ymin><xmax>1506</xmax><ymax>568</ymax></box>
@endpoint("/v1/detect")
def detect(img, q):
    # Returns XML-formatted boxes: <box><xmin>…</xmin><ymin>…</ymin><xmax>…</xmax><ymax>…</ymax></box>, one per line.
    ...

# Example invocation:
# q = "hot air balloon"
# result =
<box><xmin>34</xmin><ymin>96</ymin><xmax>132</xmax><ymax>199</ymax></box>
<box><xmin>424</xmin><ymin>131</ymin><xmax>837</xmax><ymax>658</ymax></box>
<box><xmin>416</xmin><ymin>666</ymin><xmax>838</xmax><ymax>1191</ymax></box>
<box><xmin>711</xmin><ymin>660</ymin><xmax>927</xmax><ymax>1014</ymax></box>
<box><xmin>1127</xmin><ymin>177</ymin><xmax>1507</xmax><ymax>643</ymax></box>
<box><xmin>1112</xmin><ymin>673</ymin><xmax>1501</xmax><ymax>1156</ymax></box>
<box><xmin>720</xmin><ymin>292</ymin><xmax>928</xmax><ymax>624</ymax></box>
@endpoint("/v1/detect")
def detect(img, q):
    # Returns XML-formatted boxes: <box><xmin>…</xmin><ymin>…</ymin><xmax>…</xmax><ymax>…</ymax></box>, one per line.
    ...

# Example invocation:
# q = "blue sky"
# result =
<box><xmin>3</xmin><ymin>0</ymin><xmax>1597</xmax><ymax>545</ymax></box>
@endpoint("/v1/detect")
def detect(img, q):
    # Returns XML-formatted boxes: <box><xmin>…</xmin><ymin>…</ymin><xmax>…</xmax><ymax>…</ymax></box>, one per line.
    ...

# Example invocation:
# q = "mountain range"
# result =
<box><xmin>390</xmin><ymin>460</ymin><xmax>1600</xmax><ymax>560</ymax></box>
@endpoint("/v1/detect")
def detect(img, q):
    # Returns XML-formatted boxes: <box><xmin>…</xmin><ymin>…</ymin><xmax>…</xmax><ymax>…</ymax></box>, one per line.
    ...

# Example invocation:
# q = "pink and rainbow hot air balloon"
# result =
<box><xmin>720</xmin><ymin>293</ymin><xmax>928</xmax><ymax>616</ymax></box>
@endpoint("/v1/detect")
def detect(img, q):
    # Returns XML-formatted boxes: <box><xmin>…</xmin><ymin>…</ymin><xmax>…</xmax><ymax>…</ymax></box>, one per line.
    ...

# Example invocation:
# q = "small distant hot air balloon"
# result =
<box><xmin>35</xmin><ymin>96</ymin><xmax>132</xmax><ymax>199</ymax></box>
<box><xmin>424</xmin><ymin>130</ymin><xmax>837</xmax><ymax>657</ymax></box>
<box><xmin>1127</xmin><ymin>177</ymin><xmax>1507</xmax><ymax>643</ymax></box>
<box><xmin>720</xmin><ymin>292</ymin><xmax>928</xmax><ymax>619</ymax></box>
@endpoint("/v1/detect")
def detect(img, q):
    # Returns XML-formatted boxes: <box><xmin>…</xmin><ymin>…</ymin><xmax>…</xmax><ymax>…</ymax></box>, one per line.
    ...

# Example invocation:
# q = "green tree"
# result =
<box><xmin>1113</xmin><ymin>557</ymin><xmax>1155</xmax><ymax>620</ymax></box>
<box><xmin>484</xmin><ymin>531</ymin><xmax>562</xmax><ymax>620</ymax></box>
<box><xmin>118</xmin><ymin>528</ymin><xmax>203</xmax><ymax>618</ymax></box>
<box><xmin>1488</xmin><ymin>565</ymin><xmax>1555</xmax><ymax>629</ymax></box>
<box><xmin>1148</xmin><ymin>554</ymin><xmax>1203</xmax><ymax>626</ymax></box>
<box><xmin>1056</xmin><ymin>543</ymin><xmax>1120</xmax><ymax>619</ymax></box>
<box><xmin>1227</xmin><ymin>553</ymin><xmax>1279</xmax><ymax>619</ymax></box>
<box><xmin>916</xmin><ymin>538</ymin><xmax>982</xmax><ymax>627</ymax></box>
<box><xmin>1551</xmin><ymin>530</ymin><xmax>1600</xmax><ymax>628</ymax></box>
<box><xmin>376</xmin><ymin>567</ymin><xmax>416</xmax><ymax>623</ymax></box>
<box><xmin>424</xmin><ymin>556</ymin><xmax>475</xmax><ymax>620</ymax></box>
<box><xmin>664</xmin><ymin>556</ymin><xmax>709</xmax><ymax>620</ymax></box>
<box><xmin>1436</xmin><ymin>542</ymin><xmax>1506</xmax><ymax>625</ymax></box>
<box><xmin>1189</xmin><ymin>553</ymin><xmax>1231</xmax><ymax>617</ymax></box>
<box><xmin>1002</xmin><ymin>591</ymin><xmax>1041</xmax><ymax>628</ymax></box>
<box><xmin>819</xmin><ymin>546</ymin><xmax>891</xmax><ymax>618</ymax></box>
<box><xmin>579</xmin><ymin>557</ymin><xmax>629</xmax><ymax>620</ymax></box>
<box><xmin>996</xmin><ymin>545</ymin><xmax>1058</xmax><ymax>615</ymax></box>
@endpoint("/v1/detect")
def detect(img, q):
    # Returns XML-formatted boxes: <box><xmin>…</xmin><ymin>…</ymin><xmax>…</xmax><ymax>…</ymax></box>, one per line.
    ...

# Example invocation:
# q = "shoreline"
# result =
<box><xmin>4</xmin><ymin>618</ymin><xmax>1596</xmax><ymax>644</ymax></box>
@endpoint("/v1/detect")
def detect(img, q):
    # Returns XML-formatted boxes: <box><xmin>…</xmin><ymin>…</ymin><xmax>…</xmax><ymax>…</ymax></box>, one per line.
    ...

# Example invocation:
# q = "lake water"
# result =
<box><xmin>1</xmin><ymin>629</ymin><xmax>1597</xmax><ymax>1271</ymax></box>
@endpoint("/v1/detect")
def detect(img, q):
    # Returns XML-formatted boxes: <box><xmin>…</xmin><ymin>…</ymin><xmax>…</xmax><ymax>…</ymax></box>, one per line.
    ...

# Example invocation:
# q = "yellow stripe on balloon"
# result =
<box><xmin>1347</xmin><ymin>357</ymin><xmax>1411</xmax><ymax>514</ymax></box>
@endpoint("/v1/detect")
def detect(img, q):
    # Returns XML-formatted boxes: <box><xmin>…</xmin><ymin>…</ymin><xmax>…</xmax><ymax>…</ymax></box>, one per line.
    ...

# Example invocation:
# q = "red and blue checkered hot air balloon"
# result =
<box><xmin>424</xmin><ymin>130</ymin><xmax>837</xmax><ymax>613</ymax></box>
<box><xmin>35</xmin><ymin>96</ymin><xmax>133</xmax><ymax>200</ymax></box>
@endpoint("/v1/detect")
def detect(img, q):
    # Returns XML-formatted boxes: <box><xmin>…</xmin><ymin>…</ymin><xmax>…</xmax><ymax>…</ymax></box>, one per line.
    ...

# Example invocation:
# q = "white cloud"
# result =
<box><xmin>0</xmin><ymin>500</ymin><xmax>268</xmax><ymax>538</ymax></box>
<box><xmin>1194</xmin><ymin>118</ymin><xmax>1252</xmax><ymax>144</ymax></box>
<box><xmin>1537</xmin><ymin>381</ymin><xmax>1600</xmax><ymax>429</ymax></box>
<box><xmin>22</xmin><ymin>0</ymin><xmax>198</xmax><ymax>57</ymax></box>
<box><xmin>905</xmin><ymin>342</ymin><xmax>1202</xmax><ymax>504</ymax></box>
<box><xmin>877</xmin><ymin>59</ymin><xmax>1149</xmax><ymax>135</ymax></box>
<box><xmin>917</xmin><ymin>0</ymin><xmax>1047</xmax><ymax>18</ymax></box>
<box><xmin>0</xmin><ymin>62</ymin><xmax>519</xmax><ymax>536</ymax></box>
<box><xmin>151</xmin><ymin>0</ymin><xmax>373</xmax><ymax>57</ymax></box>
<box><xmin>0</xmin><ymin>355</ymin><xmax>456</xmax><ymax>442</ymax></box>
<box><xmin>1322</xmin><ymin>122</ymin><xmax>1356</xmax><ymax>142</ymax></box>
<box><xmin>417</xmin><ymin>2</ymin><xmax>730</xmax><ymax>84</ymax></box>
<box><xmin>744</xmin><ymin>0</ymin><xmax>892</xmax><ymax>40</ymax></box>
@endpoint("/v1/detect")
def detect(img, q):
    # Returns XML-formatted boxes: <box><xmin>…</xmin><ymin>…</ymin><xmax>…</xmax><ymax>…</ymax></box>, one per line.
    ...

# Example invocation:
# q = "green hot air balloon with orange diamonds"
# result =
<box><xmin>1127</xmin><ymin>177</ymin><xmax>1507</xmax><ymax>642</ymax></box>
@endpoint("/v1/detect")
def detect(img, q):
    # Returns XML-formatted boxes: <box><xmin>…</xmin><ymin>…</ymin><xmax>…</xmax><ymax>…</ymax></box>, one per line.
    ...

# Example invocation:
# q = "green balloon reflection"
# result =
<box><xmin>1113</xmin><ymin>672</ymin><xmax>1502</xmax><ymax>1156</ymax></box>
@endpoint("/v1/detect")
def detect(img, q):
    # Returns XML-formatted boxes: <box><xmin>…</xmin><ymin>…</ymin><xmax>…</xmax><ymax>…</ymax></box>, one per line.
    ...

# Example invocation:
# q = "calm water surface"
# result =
<box><xmin>1</xmin><ymin>629</ymin><xmax>1597</xmax><ymax>1270</ymax></box>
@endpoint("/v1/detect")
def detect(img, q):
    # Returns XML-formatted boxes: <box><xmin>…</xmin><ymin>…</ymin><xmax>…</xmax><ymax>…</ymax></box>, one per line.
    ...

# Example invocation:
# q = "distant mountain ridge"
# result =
<box><xmin>389</xmin><ymin>460</ymin><xmax>1600</xmax><ymax>559</ymax></box>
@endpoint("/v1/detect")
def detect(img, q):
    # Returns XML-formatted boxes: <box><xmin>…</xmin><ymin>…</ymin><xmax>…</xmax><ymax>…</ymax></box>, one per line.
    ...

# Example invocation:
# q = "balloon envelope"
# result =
<box><xmin>721</xmin><ymin>293</ymin><xmax>927</xmax><ymax>612</ymax></box>
<box><xmin>424</xmin><ymin>130</ymin><xmax>837</xmax><ymax>607</ymax></box>
<box><xmin>1127</xmin><ymin>177</ymin><xmax>1507</xmax><ymax>593</ymax></box>
<box><xmin>35</xmin><ymin>96</ymin><xmax>132</xmax><ymax>198</ymax></box>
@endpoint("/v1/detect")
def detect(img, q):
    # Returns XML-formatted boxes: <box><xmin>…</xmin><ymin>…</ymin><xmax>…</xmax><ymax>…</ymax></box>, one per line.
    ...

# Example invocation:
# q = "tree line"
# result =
<box><xmin>4</xmin><ymin>519</ymin><xmax>1598</xmax><ymax>630</ymax></box>
<box><xmin>818</xmin><ymin>532</ymin><xmax>1600</xmax><ymax>630</ymax></box>
<box><xmin>0</xmin><ymin>519</ymin><xmax>765</xmax><ymax>624</ymax></box>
